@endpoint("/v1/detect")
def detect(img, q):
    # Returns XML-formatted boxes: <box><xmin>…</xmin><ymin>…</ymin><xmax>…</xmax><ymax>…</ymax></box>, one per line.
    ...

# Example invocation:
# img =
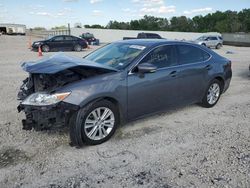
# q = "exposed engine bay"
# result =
<box><xmin>18</xmin><ymin>66</ymin><xmax>110</xmax><ymax>100</ymax></box>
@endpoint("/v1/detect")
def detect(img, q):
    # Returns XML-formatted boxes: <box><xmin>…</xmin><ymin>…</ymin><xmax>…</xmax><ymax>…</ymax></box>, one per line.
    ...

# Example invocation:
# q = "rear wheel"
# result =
<box><xmin>201</xmin><ymin>79</ymin><xmax>222</xmax><ymax>108</ymax></box>
<box><xmin>41</xmin><ymin>45</ymin><xmax>49</xmax><ymax>52</ymax></box>
<box><xmin>74</xmin><ymin>44</ymin><xmax>82</xmax><ymax>52</ymax></box>
<box><xmin>216</xmin><ymin>43</ymin><xmax>222</xmax><ymax>49</ymax></box>
<box><xmin>69</xmin><ymin>100</ymin><xmax>119</xmax><ymax>146</ymax></box>
<box><xmin>201</xmin><ymin>43</ymin><xmax>206</xmax><ymax>47</ymax></box>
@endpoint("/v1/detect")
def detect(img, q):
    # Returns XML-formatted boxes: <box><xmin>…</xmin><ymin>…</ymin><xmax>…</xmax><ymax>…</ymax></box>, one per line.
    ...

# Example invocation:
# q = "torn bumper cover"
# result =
<box><xmin>17</xmin><ymin>102</ymin><xmax>79</xmax><ymax>131</ymax></box>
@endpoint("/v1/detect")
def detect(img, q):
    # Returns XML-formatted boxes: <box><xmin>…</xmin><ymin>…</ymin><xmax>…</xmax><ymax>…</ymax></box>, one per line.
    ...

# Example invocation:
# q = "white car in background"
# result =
<box><xmin>194</xmin><ymin>35</ymin><xmax>223</xmax><ymax>49</ymax></box>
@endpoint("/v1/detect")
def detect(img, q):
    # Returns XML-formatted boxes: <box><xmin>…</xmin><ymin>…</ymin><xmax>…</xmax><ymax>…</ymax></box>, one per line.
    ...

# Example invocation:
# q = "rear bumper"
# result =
<box><xmin>18</xmin><ymin>102</ymin><xmax>79</xmax><ymax>131</ymax></box>
<box><xmin>223</xmin><ymin>78</ymin><xmax>231</xmax><ymax>93</ymax></box>
<box><xmin>223</xmin><ymin>65</ymin><xmax>232</xmax><ymax>93</ymax></box>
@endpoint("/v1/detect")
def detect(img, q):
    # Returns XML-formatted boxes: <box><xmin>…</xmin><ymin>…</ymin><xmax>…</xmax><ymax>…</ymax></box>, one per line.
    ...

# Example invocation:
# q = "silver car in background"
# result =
<box><xmin>194</xmin><ymin>35</ymin><xmax>223</xmax><ymax>49</ymax></box>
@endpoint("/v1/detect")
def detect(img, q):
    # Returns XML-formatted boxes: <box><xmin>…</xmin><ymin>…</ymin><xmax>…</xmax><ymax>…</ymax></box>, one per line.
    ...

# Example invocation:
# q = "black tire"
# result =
<box><xmin>216</xmin><ymin>43</ymin><xmax>222</xmax><ymax>49</ymax></box>
<box><xmin>201</xmin><ymin>79</ymin><xmax>222</xmax><ymax>108</ymax></box>
<box><xmin>69</xmin><ymin>100</ymin><xmax>119</xmax><ymax>146</ymax></box>
<box><xmin>74</xmin><ymin>44</ymin><xmax>82</xmax><ymax>52</ymax></box>
<box><xmin>42</xmin><ymin>45</ymin><xmax>49</xmax><ymax>52</ymax></box>
<box><xmin>201</xmin><ymin>43</ymin><xmax>206</xmax><ymax>47</ymax></box>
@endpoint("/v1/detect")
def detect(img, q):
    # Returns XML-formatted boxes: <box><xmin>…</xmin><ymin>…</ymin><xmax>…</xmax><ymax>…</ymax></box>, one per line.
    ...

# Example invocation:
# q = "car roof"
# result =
<box><xmin>115</xmin><ymin>39</ymin><xmax>197</xmax><ymax>48</ymax></box>
<box><xmin>201</xmin><ymin>35</ymin><xmax>220</xmax><ymax>37</ymax></box>
<box><xmin>52</xmin><ymin>35</ymin><xmax>76</xmax><ymax>38</ymax></box>
<box><xmin>50</xmin><ymin>35</ymin><xmax>83</xmax><ymax>40</ymax></box>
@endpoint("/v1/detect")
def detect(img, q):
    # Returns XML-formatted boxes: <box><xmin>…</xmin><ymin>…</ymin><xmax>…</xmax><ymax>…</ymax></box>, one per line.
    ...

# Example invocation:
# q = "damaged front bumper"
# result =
<box><xmin>18</xmin><ymin>102</ymin><xmax>79</xmax><ymax>131</ymax></box>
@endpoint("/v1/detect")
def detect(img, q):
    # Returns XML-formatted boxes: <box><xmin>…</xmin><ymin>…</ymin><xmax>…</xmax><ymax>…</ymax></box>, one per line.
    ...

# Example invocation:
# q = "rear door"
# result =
<box><xmin>207</xmin><ymin>36</ymin><xmax>218</xmax><ymax>47</ymax></box>
<box><xmin>64</xmin><ymin>36</ymin><xmax>75</xmax><ymax>50</ymax></box>
<box><xmin>176</xmin><ymin>44</ymin><xmax>211</xmax><ymax>103</ymax></box>
<box><xmin>127</xmin><ymin>45</ymin><xmax>181</xmax><ymax>120</ymax></box>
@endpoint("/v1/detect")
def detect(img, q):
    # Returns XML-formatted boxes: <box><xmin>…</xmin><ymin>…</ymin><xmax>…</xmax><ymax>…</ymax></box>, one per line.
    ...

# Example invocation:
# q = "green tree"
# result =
<box><xmin>85</xmin><ymin>9</ymin><xmax>250</xmax><ymax>33</ymax></box>
<box><xmin>238</xmin><ymin>9</ymin><xmax>250</xmax><ymax>32</ymax></box>
<box><xmin>170</xmin><ymin>16</ymin><xmax>193</xmax><ymax>32</ymax></box>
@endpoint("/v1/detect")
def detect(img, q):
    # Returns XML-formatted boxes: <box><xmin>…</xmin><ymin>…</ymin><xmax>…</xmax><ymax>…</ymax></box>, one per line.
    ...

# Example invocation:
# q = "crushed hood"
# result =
<box><xmin>21</xmin><ymin>53</ymin><xmax>118</xmax><ymax>74</ymax></box>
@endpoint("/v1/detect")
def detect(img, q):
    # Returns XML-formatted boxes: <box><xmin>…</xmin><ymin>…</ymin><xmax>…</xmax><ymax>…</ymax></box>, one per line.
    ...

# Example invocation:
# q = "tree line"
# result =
<box><xmin>84</xmin><ymin>9</ymin><xmax>250</xmax><ymax>33</ymax></box>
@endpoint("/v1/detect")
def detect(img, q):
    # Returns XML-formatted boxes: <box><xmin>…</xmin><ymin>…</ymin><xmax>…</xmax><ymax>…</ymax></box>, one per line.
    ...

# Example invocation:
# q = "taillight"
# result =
<box><xmin>224</xmin><ymin>60</ymin><xmax>231</xmax><ymax>69</ymax></box>
<box><xmin>228</xmin><ymin>60</ymin><xmax>232</xmax><ymax>68</ymax></box>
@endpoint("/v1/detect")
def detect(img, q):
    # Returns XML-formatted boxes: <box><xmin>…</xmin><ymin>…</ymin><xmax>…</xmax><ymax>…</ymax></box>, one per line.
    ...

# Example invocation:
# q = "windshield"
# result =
<box><xmin>84</xmin><ymin>43</ymin><xmax>145</xmax><ymax>70</ymax></box>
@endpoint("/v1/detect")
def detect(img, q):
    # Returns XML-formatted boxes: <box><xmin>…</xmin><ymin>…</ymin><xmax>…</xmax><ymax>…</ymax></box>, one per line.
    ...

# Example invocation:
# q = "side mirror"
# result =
<box><xmin>137</xmin><ymin>63</ymin><xmax>157</xmax><ymax>74</ymax></box>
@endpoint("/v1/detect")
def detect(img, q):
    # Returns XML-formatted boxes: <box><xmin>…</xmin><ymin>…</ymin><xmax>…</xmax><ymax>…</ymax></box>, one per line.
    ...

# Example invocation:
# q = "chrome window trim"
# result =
<box><xmin>128</xmin><ymin>43</ymin><xmax>212</xmax><ymax>75</ymax></box>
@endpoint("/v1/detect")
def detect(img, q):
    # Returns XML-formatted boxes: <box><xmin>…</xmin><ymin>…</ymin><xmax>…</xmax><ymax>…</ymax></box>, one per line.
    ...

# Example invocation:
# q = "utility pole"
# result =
<box><xmin>68</xmin><ymin>23</ymin><xmax>71</xmax><ymax>35</ymax></box>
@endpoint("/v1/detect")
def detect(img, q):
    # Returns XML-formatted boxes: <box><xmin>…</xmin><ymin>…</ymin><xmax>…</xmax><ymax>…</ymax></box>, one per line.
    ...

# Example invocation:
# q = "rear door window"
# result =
<box><xmin>139</xmin><ymin>45</ymin><xmax>177</xmax><ymax>69</ymax></box>
<box><xmin>177</xmin><ymin>45</ymin><xmax>210</xmax><ymax>65</ymax></box>
<box><xmin>208</xmin><ymin>37</ymin><xmax>218</xmax><ymax>40</ymax></box>
<box><xmin>65</xmin><ymin>36</ymin><xmax>73</xmax><ymax>41</ymax></box>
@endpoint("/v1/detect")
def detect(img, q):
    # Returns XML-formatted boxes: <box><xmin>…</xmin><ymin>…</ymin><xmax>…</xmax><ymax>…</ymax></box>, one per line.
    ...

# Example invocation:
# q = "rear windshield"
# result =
<box><xmin>84</xmin><ymin>43</ymin><xmax>145</xmax><ymax>70</ymax></box>
<box><xmin>82</xmin><ymin>33</ymin><xmax>94</xmax><ymax>38</ymax></box>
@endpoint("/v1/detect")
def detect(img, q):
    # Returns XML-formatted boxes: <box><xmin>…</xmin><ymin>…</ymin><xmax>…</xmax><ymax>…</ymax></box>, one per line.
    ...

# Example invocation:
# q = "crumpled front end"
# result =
<box><xmin>18</xmin><ymin>101</ymin><xmax>78</xmax><ymax>131</ymax></box>
<box><xmin>17</xmin><ymin>54</ymin><xmax>117</xmax><ymax>131</ymax></box>
<box><xmin>17</xmin><ymin>73</ymin><xmax>79</xmax><ymax>130</ymax></box>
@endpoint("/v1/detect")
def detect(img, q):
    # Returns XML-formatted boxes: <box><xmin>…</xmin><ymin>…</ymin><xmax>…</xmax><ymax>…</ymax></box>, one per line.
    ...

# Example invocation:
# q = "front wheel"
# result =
<box><xmin>42</xmin><ymin>45</ymin><xmax>50</xmax><ymax>52</ymax></box>
<box><xmin>69</xmin><ymin>100</ymin><xmax>119</xmax><ymax>146</ymax></box>
<box><xmin>201</xmin><ymin>79</ymin><xmax>222</xmax><ymax>108</ymax></box>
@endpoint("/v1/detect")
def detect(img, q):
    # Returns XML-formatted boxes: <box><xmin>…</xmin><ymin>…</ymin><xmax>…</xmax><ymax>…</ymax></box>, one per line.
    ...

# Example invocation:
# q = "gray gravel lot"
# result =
<box><xmin>0</xmin><ymin>35</ymin><xmax>249</xmax><ymax>188</ymax></box>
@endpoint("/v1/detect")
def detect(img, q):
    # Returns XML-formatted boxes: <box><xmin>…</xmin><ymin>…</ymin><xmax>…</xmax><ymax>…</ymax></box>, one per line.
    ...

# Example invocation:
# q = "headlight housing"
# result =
<box><xmin>21</xmin><ymin>92</ymin><xmax>71</xmax><ymax>106</ymax></box>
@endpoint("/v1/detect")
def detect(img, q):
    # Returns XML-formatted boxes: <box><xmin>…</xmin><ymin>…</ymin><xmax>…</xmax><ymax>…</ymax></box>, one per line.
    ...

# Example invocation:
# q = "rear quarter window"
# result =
<box><xmin>53</xmin><ymin>36</ymin><xmax>64</xmax><ymax>41</ymax></box>
<box><xmin>177</xmin><ymin>45</ymin><xmax>210</xmax><ymax>65</ymax></box>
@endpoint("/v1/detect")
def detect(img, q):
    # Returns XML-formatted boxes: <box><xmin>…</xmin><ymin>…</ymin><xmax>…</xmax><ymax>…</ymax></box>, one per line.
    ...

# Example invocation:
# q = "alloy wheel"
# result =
<box><xmin>42</xmin><ymin>45</ymin><xmax>49</xmax><ymax>52</ymax></box>
<box><xmin>74</xmin><ymin>45</ymin><xmax>81</xmax><ymax>52</ymax></box>
<box><xmin>207</xmin><ymin>83</ymin><xmax>220</xmax><ymax>105</ymax></box>
<box><xmin>84</xmin><ymin>107</ymin><xmax>115</xmax><ymax>141</ymax></box>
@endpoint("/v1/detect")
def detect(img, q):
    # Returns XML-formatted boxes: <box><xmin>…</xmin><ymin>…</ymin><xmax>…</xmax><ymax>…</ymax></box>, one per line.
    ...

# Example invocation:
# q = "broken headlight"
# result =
<box><xmin>21</xmin><ymin>92</ymin><xmax>71</xmax><ymax>106</ymax></box>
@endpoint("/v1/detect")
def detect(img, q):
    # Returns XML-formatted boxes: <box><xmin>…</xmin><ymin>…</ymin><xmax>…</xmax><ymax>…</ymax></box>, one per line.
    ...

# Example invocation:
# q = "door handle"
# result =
<box><xmin>169</xmin><ymin>71</ymin><xmax>177</xmax><ymax>77</ymax></box>
<box><xmin>205</xmin><ymin>65</ymin><xmax>212</xmax><ymax>70</ymax></box>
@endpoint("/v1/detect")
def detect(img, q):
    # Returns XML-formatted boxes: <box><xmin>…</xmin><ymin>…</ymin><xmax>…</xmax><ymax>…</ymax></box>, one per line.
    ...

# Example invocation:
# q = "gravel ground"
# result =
<box><xmin>0</xmin><ymin>35</ymin><xmax>249</xmax><ymax>188</ymax></box>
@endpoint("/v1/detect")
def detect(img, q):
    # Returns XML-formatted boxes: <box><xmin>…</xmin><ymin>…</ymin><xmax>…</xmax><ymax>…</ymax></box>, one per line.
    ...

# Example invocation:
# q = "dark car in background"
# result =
<box><xmin>80</xmin><ymin>32</ymin><xmax>99</xmax><ymax>45</ymax></box>
<box><xmin>18</xmin><ymin>39</ymin><xmax>232</xmax><ymax>146</ymax></box>
<box><xmin>123</xmin><ymin>32</ymin><xmax>163</xmax><ymax>40</ymax></box>
<box><xmin>32</xmin><ymin>35</ymin><xmax>88</xmax><ymax>52</ymax></box>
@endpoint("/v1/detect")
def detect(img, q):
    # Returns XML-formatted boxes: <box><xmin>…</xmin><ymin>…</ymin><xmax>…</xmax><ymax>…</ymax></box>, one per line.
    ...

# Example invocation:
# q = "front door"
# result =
<box><xmin>127</xmin><ymin>45</ymin><xmax>181</xmax><ymax>120</ymax></box>
<box><xmin>50</xmin><ymin>36</ymin><xmax>65</xmax><ymax>51</ymax></box>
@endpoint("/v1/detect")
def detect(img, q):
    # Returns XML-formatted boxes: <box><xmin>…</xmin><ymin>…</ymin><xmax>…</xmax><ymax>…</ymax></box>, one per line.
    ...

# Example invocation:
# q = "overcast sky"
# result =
<box><xmin>0</xmin><ymin>0</ymin><xmax>249</xmax><ymax>28</ymax></box>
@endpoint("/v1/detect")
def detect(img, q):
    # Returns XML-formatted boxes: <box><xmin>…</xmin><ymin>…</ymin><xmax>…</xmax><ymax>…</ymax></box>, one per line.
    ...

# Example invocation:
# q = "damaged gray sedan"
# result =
<box><xmin>18</xmin><ymin>40</ymin><xmax>232</xmax><ymax>146</ymax></box>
